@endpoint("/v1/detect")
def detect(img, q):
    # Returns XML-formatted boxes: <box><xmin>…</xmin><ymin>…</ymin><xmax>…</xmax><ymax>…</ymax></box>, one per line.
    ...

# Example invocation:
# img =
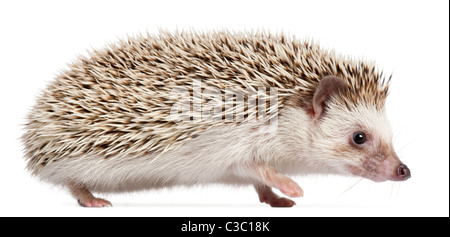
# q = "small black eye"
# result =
<box><xmin>352</xmin><ymin>132</ymin><xmax>366</xmax><ymax>145</ymax></box>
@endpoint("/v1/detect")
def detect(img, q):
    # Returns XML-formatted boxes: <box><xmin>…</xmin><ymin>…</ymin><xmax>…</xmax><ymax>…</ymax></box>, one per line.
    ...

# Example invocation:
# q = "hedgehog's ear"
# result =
<box><xmin>311</xmin><ymin>76</ymin><xmax>347</xmax><ymax>120</ymax></box>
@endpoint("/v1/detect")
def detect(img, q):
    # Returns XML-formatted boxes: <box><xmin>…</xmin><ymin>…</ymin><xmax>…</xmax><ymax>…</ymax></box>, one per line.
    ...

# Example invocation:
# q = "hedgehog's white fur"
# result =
<box><xmin>34</xmin><ymin>102</ymin><xmax>392</xmax><ymax>193</ymax></box>
<box><xmin>22</xmin><ymin>30</ymin><xmax>402</xmax><ymax>206</ymax></box>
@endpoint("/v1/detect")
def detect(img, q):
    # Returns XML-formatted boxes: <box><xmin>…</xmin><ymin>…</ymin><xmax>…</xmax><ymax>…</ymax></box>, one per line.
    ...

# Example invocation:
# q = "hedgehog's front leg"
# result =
<box><xmin>69</xmin><ymin>182</ymin><xmax>112</xmax><ymax>208</ymax></box>
<box><xmin>250</xmin><ymin>164</ymin><xmax>303</xmax><ymax>206</ymax></box>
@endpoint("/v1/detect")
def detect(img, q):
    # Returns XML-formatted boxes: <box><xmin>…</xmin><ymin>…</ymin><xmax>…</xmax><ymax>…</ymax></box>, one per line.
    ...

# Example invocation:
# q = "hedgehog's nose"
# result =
<box><xmin>397</xmin><ymin>164</ymin><xmax>411</xmax><ymax>181</ymax></box>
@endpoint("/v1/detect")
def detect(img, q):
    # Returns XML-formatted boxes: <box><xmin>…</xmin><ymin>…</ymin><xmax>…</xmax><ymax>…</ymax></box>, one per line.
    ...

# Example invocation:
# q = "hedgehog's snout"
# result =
<box><xmin>397</xmin><ymin>164</ymin><xmax>411</xmax><ymax>181</ymax></box>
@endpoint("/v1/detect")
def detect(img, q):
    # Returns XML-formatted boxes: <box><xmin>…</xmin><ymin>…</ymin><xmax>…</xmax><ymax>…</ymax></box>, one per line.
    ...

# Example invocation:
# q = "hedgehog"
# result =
<box><xmin>22</xmin><ymin>30</ymin><xmax>410</xmax><ymax>207</ymax></box>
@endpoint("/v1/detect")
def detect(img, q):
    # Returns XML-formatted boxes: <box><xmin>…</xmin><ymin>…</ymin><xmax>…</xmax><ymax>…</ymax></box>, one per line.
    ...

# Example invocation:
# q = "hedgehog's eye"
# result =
<box><xmin>352</xmin><ymin>132</ymin><xmax>366</xmax><ymax>145</ymax></box>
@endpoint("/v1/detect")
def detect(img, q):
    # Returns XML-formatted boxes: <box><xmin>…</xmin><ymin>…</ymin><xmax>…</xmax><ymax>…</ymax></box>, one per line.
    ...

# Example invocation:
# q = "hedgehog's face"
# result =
<box><xmin>309</xmin><ymin>76</ymin><xmax>410</xmax><ymax>182</ymax></box>
<box><xmin>321</xmin><ymin>103</ymin><xmax>410</xmax><ymax>182</ymax></box>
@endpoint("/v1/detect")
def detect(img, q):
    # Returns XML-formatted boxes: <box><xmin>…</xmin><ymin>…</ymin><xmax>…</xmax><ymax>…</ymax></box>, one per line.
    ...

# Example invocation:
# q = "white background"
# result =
<box><xmin>0</xmin><ymin>0</ymin><xmax>448</xmax><ymax>217</ymax></box>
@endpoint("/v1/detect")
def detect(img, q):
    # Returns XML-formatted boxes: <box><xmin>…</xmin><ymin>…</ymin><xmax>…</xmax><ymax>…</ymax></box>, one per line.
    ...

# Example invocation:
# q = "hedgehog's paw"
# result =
<box><xmin>266</xmin><ymin>197</ymin><xmax>296</xmax><ymax>207</ymax></box>
<box><xmin>255</xmin><ymin>184</ymin><xmax>296</xmax><ymax>208</ymax></box>
<box><xmin>279</xmin><ymin>180</ymin><xmax>304</xmax><ymax>198</ymax></box>
<box><xmin>69</xmin><ymin>182</ymin><xmax>112</xmax><ymax>208</ymax></box>
<box><xmin>77</xmin><ymin>198</ymin><xmax>112</xmax><ymax>208</ymax></box>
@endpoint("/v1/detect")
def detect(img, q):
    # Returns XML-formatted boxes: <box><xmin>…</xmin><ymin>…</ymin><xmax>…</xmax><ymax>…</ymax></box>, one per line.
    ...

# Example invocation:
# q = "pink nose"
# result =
<box><xmin>397</xmin><ymin>164</ymin><xmax>411</xmax><ymax>180</ymax></box>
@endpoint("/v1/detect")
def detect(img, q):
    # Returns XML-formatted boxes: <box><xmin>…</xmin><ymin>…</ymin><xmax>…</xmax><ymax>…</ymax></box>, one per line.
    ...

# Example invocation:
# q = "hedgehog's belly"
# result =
<box><xmin>35</xmin><ymin>152</ymin><xmax>249</xmax><ymax>193</ymax></box>
<box><xmin>35</xmin><ymin>122</ymin><xmax>272</xmax><ymax>192</ymax></box>
<box><xmin>35</xmin><ymin>154</ymin><xmax>193</xmax><ymax>192</ymax></box>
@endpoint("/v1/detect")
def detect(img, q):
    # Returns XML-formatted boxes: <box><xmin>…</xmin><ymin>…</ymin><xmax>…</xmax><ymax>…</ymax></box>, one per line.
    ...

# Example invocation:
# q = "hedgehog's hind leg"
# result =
<box><xmin>254</xmin><ymin>184</ymin><xmax>296</xmax><ymax>207</ymax></box>
<box><xmin>69</xmin><ymin>182</ymin><xmax>112</xmax><ymax>208</ymax></box>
